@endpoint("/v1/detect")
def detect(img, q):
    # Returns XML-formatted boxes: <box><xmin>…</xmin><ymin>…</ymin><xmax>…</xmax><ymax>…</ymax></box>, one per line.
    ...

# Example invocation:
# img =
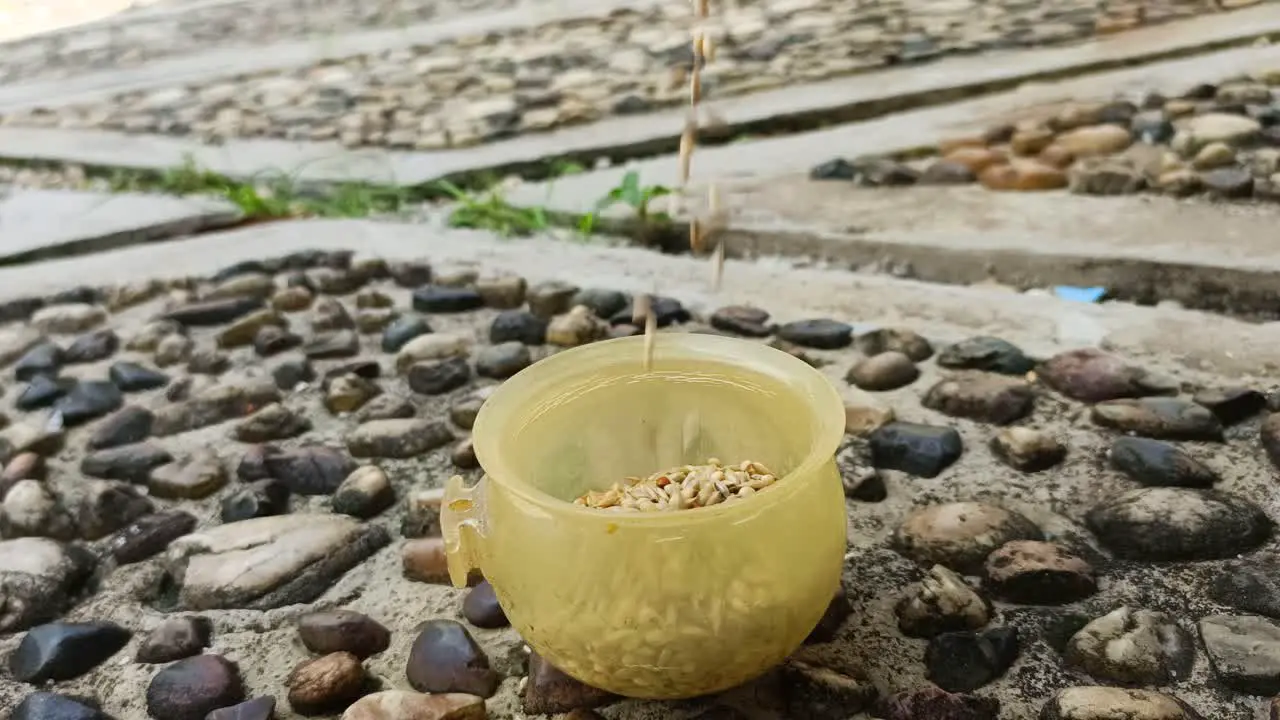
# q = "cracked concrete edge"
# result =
<box><xmin>0</xmin><ymin>0</ymin><xmax>666</xmax><ymax>115</ymax></box>
<box><xmin>2</xmin><ymin>7</ymin><xmax>1280</xmax><ymax>186</ymax></box>
<box><xmin>0</xmin><ymin>218</ymin><xmax>1275</xmax><ymax>383</ymax></box>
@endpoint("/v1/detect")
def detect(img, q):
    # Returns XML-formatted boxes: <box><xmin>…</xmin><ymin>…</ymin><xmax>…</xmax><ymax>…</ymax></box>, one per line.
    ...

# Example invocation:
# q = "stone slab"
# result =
<box><xmin>0</xmin><ymin>0</ymin><xmax>655</xmax><ymax>115</ymax></box>
<box><xmin>3</xmin><ymin>8</ymin><xmax>1280</xmax><ymax>186</ymax></box>
<box><xmin>0</xmin><ymin>218</ymin><xmax>1275</xmax><ymax>382</ymax></box>
<box><xmin>0</xmin><ymin>187</ymin><xmax>242</xmax><ymax>265</ymax></box>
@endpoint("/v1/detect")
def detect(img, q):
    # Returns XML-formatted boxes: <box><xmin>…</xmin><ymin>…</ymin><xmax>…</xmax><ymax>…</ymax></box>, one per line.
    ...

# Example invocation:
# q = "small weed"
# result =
<box><xmin>436</xmin><ymin>180</ymin><xmax>550</xmax><ymax>237</ymax></box>
<box><xmin>580</xmin><ymin>170</ymin><xmax>672</xmax><ymax>235</ymax></box>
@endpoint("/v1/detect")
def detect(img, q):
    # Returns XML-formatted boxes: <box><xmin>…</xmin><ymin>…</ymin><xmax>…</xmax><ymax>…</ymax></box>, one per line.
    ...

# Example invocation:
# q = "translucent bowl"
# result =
<box><xmin>442</xmin><ymin>334</ymin><xmax>847</xmax><ymax>699</ymax></box>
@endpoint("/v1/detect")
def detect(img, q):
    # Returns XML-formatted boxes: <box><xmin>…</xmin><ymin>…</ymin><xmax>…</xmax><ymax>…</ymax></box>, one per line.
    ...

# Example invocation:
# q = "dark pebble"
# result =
<box><xmin>405</xmin><ymin>619</ymin><xmax>500</xmax><ymax>697</ymax></box>
<box><xmin>16</xmin><ymin>375</ymin><xmax>74</xmax><ymax>410</ymax></box>
<box><xmin>146</xmin><ymin>654</ymin><xmax>245</xmax><ymax>720</ymax></box>
<box><xmin>571</xmin><ymin>288</ymin><xmax>628</xmax><ymax>319</ymax></box>
<box><xmin>271</xmin><ymin>356</ymin><xmax>315</xmax><ymax>390</ymax></box>
<box><xmin>381</xmin><ymin>314</ymin><xmax>432</xmax><ymax>353</ymax></box>
<box><xmin>709</xmin><ymin>306</ymin><xmax>772</xmax><ymax>337</ymax></box>
<box><xmin>297</xmin><ymin>610</ymin><xmax>391</xmax><ymax>659</ymax></box>
<box><xmin>162</xmin><ymin>297</ymin><xmax>263</xmax><ymax>326</ymax></box>
<box><xmin>1210</xmin><ymin>557</ymin><xmax>1280</xmax><ymax>619</ymax></box>
<box><xmin>875</xmin><ymin>687</ymin><xmax>999</xmax><ymax>720</ymax></box>
<box><xmin>10</xmin><ymin>622</ymin><xmax>131</xmax><ymax>683</ymax></box>
<box><xmin>1202</xmin><ymin>168</ymin><xmax>1254</xmax><ymax>199</ymax></box>
<box><xmin>776</xmin><ymin>319</ymin><xmax>853</xmax><ymax>349</ymax></box>
<box><xmin>846</xmin><ymin>352</ymin><xmax>919</xmax><ymax>391</ymax></box>
<box><xmin>108</xmin><ymin>361</ymin><xmax>170</xmax><ymax>392</ymax></box>
<box><xmin>253</xmin><ymin>326</ymin><xmax>303</xmax><ymax>357</ymax></box>
<box><xmin>11</xmin><ymin>693</ymin><xmax>108</xmax><ymax>720</ymax></box>
<box><xmin>106</xmin><ymin>510</ymin><xmax>198</xmax><ymax>564</ymax></box>
<box><xmin>1193</xmin><ymin>386</ymin><xmax>1266</xmax><ymax>425</ymax></box>
<box><xmin>136</xmin><ymin>616</ymin><xmax>213</xmax><ymax>663</ymax></box>
<box><xmin>609</xmin><ymin>296</ymin><xmax>689</xmax><ymax>327</ymax></box>
<box><xmin>810</xmin><ymin>158</ymin><xmax>855</xmax><ymax>180</ymax></box>
<box><xmin>925</xmin><ymin>628</ymin><xmax>1019</xmax><ymax>693</ymax></box>
<box><xmin>87</xmin><ymin>406</ymin><xmax>154</xmax><ymax>450</ymax></box>
<box><xmin>54</xmin><ymin>381</ymin><xmax>123</xmax><ymax>426</ymax></box>
<box><xmin>220</xmin><ymin>479</ymin><xmax>291</xmax><ymax>522</ymax></box>
<box><xmin>1108</xmin><ymin>437</ymin><xmax>1217</xmax><ymax>488</ymax></box>
<box><xmin>522</xmin><ymin>652</ymin><xmax>615</xmax><ymax>715</ymax></box>
<box><xmin>78</xmin><ymin>480</ymin><xmax>153</xmax><ymax>540</ymax></box>
<box><xmin>936</xmin><ymin>336</ymin><xmax>1035</xmax><ymax>376</ymax></box>
<box><xmin>81</xmin><ymin>442</ymin><xmax>173</xmax><ymax>483</ymax></box>
<box><xmin>1091</xmin><ymin>398</ymin><xmax>1224</xmax><ymax>441</ymax></box>
<box><xmin>235</xmin><ymin>444</ymin><xmax>279</xmax><ymax>482</ymax></box>
<box><xmin>489</xmin><ymin>310</ymin><xmax>547</xmax><ymax>346</ymax></box>
<box><xmin>412</xmin><ymin>286</ymin><xmax>484</xmax><ymax>313</ymax></box>
<box><xmin>264</xmin><ymin>446</ymin><xmax>356</xmax><ymax>496</ymax></box>
<box><xmin>388</xmin><ymin>261</ymin><xmax>433</xmax><ymax>288</ymax></box>
<box><xmin>805</xmin><ymin>584</ymin><xmax>854</xmax><ymax>643</ymax></box>
<box><xmin>869</xmin><ymin>422</ymin><xmax>963</xmax><ymax>478</ymax></box>
<box><xmin>984</xmin><ymin>540</ymin><xmax>1097</xmax><ymax>604</ymax></box>
<box><xmin>921</xmin><ymin>371</ymin><xmax>1034</xmax><ymax>425</ymax></box>
<box><xmin>778</xmin><ymin>660</ymin><xmax>877</xmax><ymax>719</ymax></box>
<box><xmin>63</xmin><ymin>329</ymin><xmax>118</xmax><ymax>364</ymax></box>
<box><xmin>303</xmin><ymin>330</ymin><xmax>360</xmax><ymax>360</ymax></box>
<box><xmin>407</xmin><ymin>358</ymin><xmax>472</xmax><ymax>395</ymax></box>
<box><xmin>1085</xmin><ymin>488</ymin><xmax>1270</xmax><ymax>561</ymax></box>
<box><xmin>475</xmin><ymin>342</ymin><xmax>532</xmax><ymax>379</ymax></box>
<box><xmin>463</xmin><ymin>581</ymin><xmax>509</xmax><ymax>629</ymax></box>
<box><xmin>14</xmin><ymin>342</ymin><xmax>64</xmax><ymax>382</ymax></box>
<box><xmin>187</xmin><ymin>349</ymin><xmax>229</xmax><ymax>375</ymax></box>
<box><xmin>205</xmin><ymin>697</ymin><xmax>276</xmax><ymax>720</ymax></box>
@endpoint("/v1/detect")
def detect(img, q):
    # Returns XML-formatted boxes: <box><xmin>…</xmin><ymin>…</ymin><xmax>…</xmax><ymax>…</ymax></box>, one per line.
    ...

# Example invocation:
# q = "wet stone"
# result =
<box><xmin>54</xmin><ymin>381</ymin><xmax>123</xmax><ymax>426</ymax></box>
<box><xmin>922</xmin><ymin>371</ymin><xmax>1034</xmax><ymax>424</ymax></box>
<box><xmin>333</xmin><ymin>465</ymin><xmax>394</xmax><ymax>519</ymax></box>
<box><xmin>108</xmin><ymin>361</ymin><xmax>169</xmax><ymax>392</ymax></box>
<box><xmin>407</xmin><ymin>619</ymin><xmax>501</xmax><ymax>698</ymax></box>
<box><xmin>169</xmin><ymin>514</ymin><xmax>390</xmax><ymax>610</ymax></box>
<box><xmin>148</xmin><ymin>450</ymin><xmax>227</xmax><ymax>500</ymax></box>
<box><xmin>710</xmin><ymin>305</ymin><xmax>772</xmax><ymax>337</ymax></box>
<box><xmin>1086</xmin><ymin>488</ymin><xmax>1270</xmax><ymax>561</ymax></box>
<box><xmin>611</xmin><ymin>296</ymin><xmax>689</xmax><ymax>328</ymax></box>
<box><xmin>925</xmin><ymin>627</ymin><xmax>1019</xmax><ymax>693</ymax></box>
<box><xmin>846</xmin><ymin>351</ymin><xmax>919</xmax><ymax>391</ymax></box>
<box><xmin>989</xmin><ymin>427</ymin><xmax>1065</xmax><ymax>472</ymax></box>
<box><xmin>236</xmin><ymin>445</ymin><xmax>278</xmax><ymax>482</ymax></box>
<box><xmin>298</xmin><ymin>610</ymin><xmax>391</xmax><ymax>659</ymax></box>
<box><xmin>896</xmin><ymin>565</ymin><xmax>991</xmax><ymax>638</ymax></box>
<box><xmin>381</xmin><ymin>314</ymin><xmax>432</xmax><ymax>353</ymax></box>
<box><xmin>287</xmin><ymin>651</ymin><xmax>368</xmax><ymax>715</ymax></box>
<box><xmin>0</xmin><ymin>538</ymin><xmax>94</xmax><ymax>632</ymax></box>
<box><xmin>348</xmin><ymin>419</ymin><xmax>453</xmax><ymax>459</ymax></box>
<box><xmin>1039</xmin><ymin>348</ymin><xmax>1174</xmax><ymax>402</ymax></box>
<box><xmin>523</xmin><ymin>651</ymin><xmax>613</xmax><ymax>714</ymax></box>
<box><xmin>16</xmin><ymin>375</ymin><xmax>73</xmax><ymax>411</ymax></box>
<box><xmin>779</xmin><ymin>660</ymin><xmax>878</xmax><ymax>719</ymax></box>
<box><xmin>146</xmin><ymin>654</ymin><xmax>246</xmax><ymax>720</ymax></box>
<box><xmin>11</xmin><ymin>692</ymin><xmax>108</xmax><ymax>720</ymax></box>
<box><xmin>78</xmin><ymin>480</ymin><xmax>153</xmax><ymax>540</ymax></box>
<box><xmin>775</xmin><ymin>319</ymin><xmax>853</xmax><ymax>349</ymax></box>
<box><xmin>106</xmin><ymin>510</ymin><xmax>197</xmax><ymax>564</ymax></box>
<box><xmin>1091</xmin><ymin>398</ymin><xmax>1224</xmax><ymax>441</ymax></box>
<box><xmin>9</xmin><ymin>621</ymin><xmax>131</xmax><ymax>683</ymax></box>
<box><xmin>408</xmin><ymin>358</ymin><xmax>472</xmax><ymax>395</ymax></box>
<box><xmin>869</xmin><ymin>422</ymin><xmax>963</xmax><ymax>478</ymax></box>
<box><xmin>1039</xmin><ymin>687</ymin><xmax>1201</xmax><ymax>720</ymax></box>
<box><xmin>136</xmin><ymin>616</ymin><xmax>213</xmax><ymax>664</ymax></box>
<box><xmin>234</xmin><ymin>402</ymin><xmax>311</xmax><ymax>442</ymax></box>
<box><xmin>220</xmin><ymin>479</ymin><xmax>290</xmax><ymax>523</ymax></box>
<box><xmin>152</xmin><ymin>380</ymin><xmax>282</xmax><ymax>436</ymax></box>
<box><xmin>63</xmin><ymin>329</ymin><xmax>118</xmax><ymax>364</ymax></box>
<box><xmin>1108</xmin><ymin>437</ymin><xmax>1217</xmax><ymax>487</ymax></box>
<box><xmin>87</xmin><ymin>406</ymin><xmax>153</xmax><ymax>450</ymax></box>
<box><xmin>489</xmin><ymin>310</ymin><xmax>547</xmax><ymax>345</ymax></box>
<box><xmin>875</xmin><ymin>687</ymin><xmax>999</xmax><ymax>720</ymax></box>
<box><xmin>1211</xmin><ymin>556</ymin><xmax>1280</xmax><ymax>619</ymax></box>
<box><xmin>1065</xmin><ymin>607</ymin><xmax>1193</xmax><ymax>685</ymax></box>
<box><xmin>893</xmin><ymin>502</ymin><xmax>1042</xmax><ymax>574</ymax></box>
<box><xmin>475</xmin><ymin>341</ymin><xmax>532</xmax><ymax>379</ymax></box>
<box><xmin>984</xmin><ymin>540</ymin><xmax>1097</xmax><ymax>605</ymax></box>
<box><xmin>14</xmin><ymin>342</ymin><xmax>64</xmax><ymax>382</ymax></box>
<box><xmin>81</xmin><ymin>442</ymin><xmax>172</xmax><ymax>482</ymax></box>
<box><xmin>265</xmin><ymin>446</ymin><xmax>357</xmax><ymax>495</ymax></box>
<box><xmin>304</xmin><ymin>329</ymin><xmax>360</xmax><ymax>359</ymax></box>
<box><xmin>413</xmin><ymin>286</ymin><xmax>484</xmax><ymax>313</ymax></box>
<box><xmin>1193</xmin><ymin>386</ymin><xmax>1266</xmax><ymax>425</ymax></box>
<box><xmin>1200</xmin><ymin>614</ymin><xmax>1280</xmax><ymax>695</ymax></box>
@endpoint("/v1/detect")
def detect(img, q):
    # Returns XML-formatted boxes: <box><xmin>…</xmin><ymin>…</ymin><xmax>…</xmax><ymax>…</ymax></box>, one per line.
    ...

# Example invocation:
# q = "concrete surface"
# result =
<box><xmin>0</xmin><ymin>187</ymin><xmax>242</xmax><ymax>265</ymax></box>
<box><xmin>0</xmin><ymin>218</ymin><xmax>1275</xmax><ymax>382</ymax></box>
<box><xmin>2</xmin><ymin>11</ymin><xmax>1280</xmax><ymax>186</ymax></box>
<box><xmin>0</xmin><ymin>0</ymin><xmax>659</xmax><ymax>115</ymax></box>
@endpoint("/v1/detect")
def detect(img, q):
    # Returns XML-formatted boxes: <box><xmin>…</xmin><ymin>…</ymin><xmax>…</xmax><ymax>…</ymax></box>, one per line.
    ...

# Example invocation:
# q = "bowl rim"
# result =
<box><xmin>470</xmin><ymin>333</ymin><xmax>846</xmax><ymax>526</ymax></box>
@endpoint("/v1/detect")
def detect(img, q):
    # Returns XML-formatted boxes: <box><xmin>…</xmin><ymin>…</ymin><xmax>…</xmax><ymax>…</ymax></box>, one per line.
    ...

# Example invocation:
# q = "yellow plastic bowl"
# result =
<box><xmin>441</xmin><ymin>333</ymin><xmax>847</xmax><ymax>699</ymax></box>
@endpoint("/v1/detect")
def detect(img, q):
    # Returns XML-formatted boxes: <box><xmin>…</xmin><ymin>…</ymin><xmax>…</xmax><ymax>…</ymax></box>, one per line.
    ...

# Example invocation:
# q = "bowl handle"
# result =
<box><xmin>442</xmin><ymin>474</ymin><xmax>488</xmax><ymax>589</ymax></box>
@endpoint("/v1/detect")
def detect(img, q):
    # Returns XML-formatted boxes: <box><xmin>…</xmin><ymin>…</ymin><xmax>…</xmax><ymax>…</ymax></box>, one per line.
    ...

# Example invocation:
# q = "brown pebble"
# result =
<box><xmin>297</xmin><ymin>610</ymin><xmax>390</xmax><ymax>659</ymax></box>
<box><xmin>287</xmin><ymin>651</ymin><xmax>367</xmax><ymax>715</ymax></box>
<box><xmin>523</xmin><ymin>652</ymin><xmax>616</xmax><ymax>715</ymax></box>
<box><xmin>984</xmin><ymin>540</ymin><xmax>1097</xmax><ymax>605</ymax></box>
<box><xmin>403</xmin><ymin>538</ymin><xmax>450</xmax><ymax>584</ymax></box>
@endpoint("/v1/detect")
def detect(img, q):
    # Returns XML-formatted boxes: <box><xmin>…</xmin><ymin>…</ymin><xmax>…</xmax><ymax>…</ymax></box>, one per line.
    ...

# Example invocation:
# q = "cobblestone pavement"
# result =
<box><xmin>0</xmin><ymin>0</ymin><xmax>1255</xmax><ymax>150</ymax></box>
